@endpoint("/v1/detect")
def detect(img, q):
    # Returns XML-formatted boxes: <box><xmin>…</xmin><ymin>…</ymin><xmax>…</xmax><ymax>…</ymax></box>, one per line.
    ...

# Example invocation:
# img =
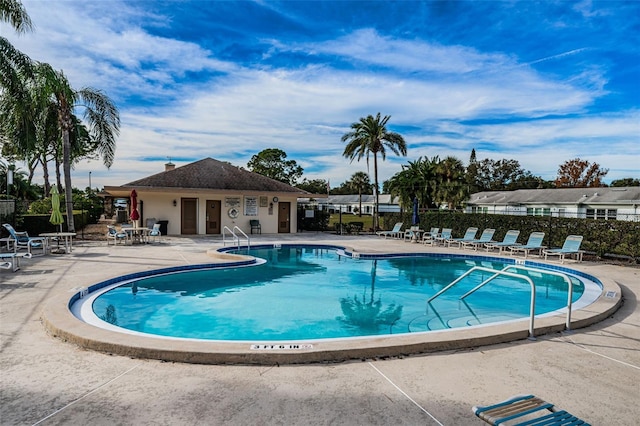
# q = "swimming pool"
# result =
<box><xmin>75</xmin><ymin>245</ymin><xmax>601</xmax><ymax>343</ymax></box>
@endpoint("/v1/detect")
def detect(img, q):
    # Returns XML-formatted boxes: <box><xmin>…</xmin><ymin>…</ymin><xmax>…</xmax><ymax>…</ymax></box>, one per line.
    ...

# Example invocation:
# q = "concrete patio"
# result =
<box><xmin>1</xmin><ymin>233</ymin><xmax>638</xmax><ymax>425</ymax></box>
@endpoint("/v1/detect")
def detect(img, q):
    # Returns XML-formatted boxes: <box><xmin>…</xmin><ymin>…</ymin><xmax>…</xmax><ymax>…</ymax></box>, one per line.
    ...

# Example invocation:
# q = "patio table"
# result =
<box><xmin>40</xmin><ymin>232</ymin><xmax>77</xmax><ymax>254</ymax></box>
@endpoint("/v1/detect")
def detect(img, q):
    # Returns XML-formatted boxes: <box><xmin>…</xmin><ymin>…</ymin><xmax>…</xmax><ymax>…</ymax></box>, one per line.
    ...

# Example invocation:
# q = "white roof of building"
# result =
<box><xmin>468</xmin><ymin>187</ymin><xmax>640</xmax><ymax>206</ymax></box>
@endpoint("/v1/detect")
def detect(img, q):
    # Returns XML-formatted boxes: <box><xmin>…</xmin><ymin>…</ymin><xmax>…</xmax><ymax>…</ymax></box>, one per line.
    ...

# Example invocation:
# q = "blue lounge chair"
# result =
<box><xmin>376</xmin><ymin>222</ymin><xmax>403</xmax><ymax>239</ymax></box>
<box><xmin>484</xmin><ymin>230</ymin><xmax>520</xmax><ymax>253</ymax></box>
<box><xmin>2</xmin><ymin>223</ymin><xmax>47</xmax><ymax>256</ymax></box>
<box><xmin>473</xmin><ymin>394</ymin><xmax>590</xmax><ymax>425</ymax></box>
<box><xmin>447</xmin><ymin>227</ymin><xmax>479</xmax><ymax>248</ymax></box>
<box><xmin>461</xmin><ymin>228</ymin><xmax>496</xmax><ymax>250</ymax></box>
<box><xmin>422</xmin><ymin>227</ymin><xmax>440</xmax><ymax>245</ymax></box>
<box><xmin>0</xmin><ymin>252</ymin><xmax>33</xmax><ymax>272</ymax></box>
<box><xmin>509</xmin><ymin>232</ymin><xmax>545</xmax><ymax>258</ymax></box>
<box><xmin>431</xmin><ymin>228</ymin><xmax>452</xmax><ymax>246</ymax></box>
<box><xmin>543</xmin><ymin>235</ymin><xmax>584</xmax><ymax>263</ymax></box>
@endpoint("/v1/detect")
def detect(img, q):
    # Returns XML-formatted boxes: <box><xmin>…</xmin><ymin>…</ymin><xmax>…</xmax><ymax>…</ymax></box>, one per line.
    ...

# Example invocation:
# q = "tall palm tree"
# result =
<box><xmin>346</xmin><ymin>171</ymin><xmax>371</xmax><ymax>217</ymax></box>
<box><xmin>342</xmin><ymin>113</ymin><xmax>407</xmax><ymax>230</ymax></box>
<box><xmin>37</xmin><ymin>64</ymin><xmax>119</xmax><ymax>232</ymax></box>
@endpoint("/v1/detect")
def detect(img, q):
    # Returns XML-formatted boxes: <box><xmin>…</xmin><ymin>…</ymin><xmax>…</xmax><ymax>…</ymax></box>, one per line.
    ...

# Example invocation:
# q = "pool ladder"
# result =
<box><xmin>427</xmin><ymin>265</ymin><xmax>575</xmax><ymax>339</ymax></box>
<box><xmin>223</xmin><ymin>226</ymin><xmax>250</xmax><ymax>249</ymax></box>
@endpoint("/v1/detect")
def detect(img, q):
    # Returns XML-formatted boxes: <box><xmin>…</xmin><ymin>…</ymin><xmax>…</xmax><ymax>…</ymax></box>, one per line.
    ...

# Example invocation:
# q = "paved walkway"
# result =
<box><xmin>1</xmin><ymin>233</ymin><xmax>638</xmax><ymax>425</ymax></box>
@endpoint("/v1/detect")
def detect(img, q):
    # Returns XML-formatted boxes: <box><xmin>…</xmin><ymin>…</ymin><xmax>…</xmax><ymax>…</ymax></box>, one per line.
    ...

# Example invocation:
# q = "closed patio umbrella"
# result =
<box><xmin>49</xmin><ymin>186</ymin><xmax>64</xmax><ymax>232</ymax></box>
<box><xmin>412</xmin><ymin>197</ymin><xmax>419</xmax><ymax>226</ymax></box>
<box><xmin>130</xmin><ymin>189</ymin><xmax>140</xmax><ymax>222</ymax></box>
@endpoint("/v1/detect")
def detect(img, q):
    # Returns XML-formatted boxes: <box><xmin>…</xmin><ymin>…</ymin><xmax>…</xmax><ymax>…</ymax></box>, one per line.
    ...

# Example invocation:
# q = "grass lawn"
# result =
<box><xmin>328</xmin><ymin>213</ymin><xmax>375</xmax><ymax>233</ymax></box>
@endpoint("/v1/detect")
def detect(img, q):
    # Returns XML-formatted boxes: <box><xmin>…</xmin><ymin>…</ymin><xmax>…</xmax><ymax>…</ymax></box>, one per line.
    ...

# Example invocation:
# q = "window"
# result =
<box><xmin>527</xmin><ymin>207</ymin><xmax>550</xmax><ymax>217</ymax></box>
<box><xmin>586</xmin><ymin>208</ymin><xmax>617</xmax><ymax>220</ymax></box>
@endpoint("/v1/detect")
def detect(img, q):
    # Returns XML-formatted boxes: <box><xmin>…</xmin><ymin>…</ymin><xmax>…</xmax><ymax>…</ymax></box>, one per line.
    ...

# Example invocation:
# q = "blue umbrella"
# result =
<box><xmin>412</xmin><ymin>197</ymin><xmax>419</xmax><ymax>226</ymax></box>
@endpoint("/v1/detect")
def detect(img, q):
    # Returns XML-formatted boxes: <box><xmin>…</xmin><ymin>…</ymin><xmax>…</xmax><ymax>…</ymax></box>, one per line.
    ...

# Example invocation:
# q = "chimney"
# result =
<box><xmin>165</xmin><ymin>162</ymin><xmax>175</xmax><ymax>172</ymax></box>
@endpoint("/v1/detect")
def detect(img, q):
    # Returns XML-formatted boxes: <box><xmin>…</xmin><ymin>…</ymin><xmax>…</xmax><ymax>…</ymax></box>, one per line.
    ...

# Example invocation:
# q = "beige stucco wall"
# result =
<box><xmin>131</xmin><ymin>190</ymin><xmax>298</xmax><ymax>235</ymax></box>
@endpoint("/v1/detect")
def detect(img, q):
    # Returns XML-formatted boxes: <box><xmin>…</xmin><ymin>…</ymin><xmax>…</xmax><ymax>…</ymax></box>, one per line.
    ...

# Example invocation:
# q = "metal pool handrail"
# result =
<box><xmin>460</xmin><ymin>265</ymin><xmax>575</xmax><ymax>331</ymax></box>
<box><xmin>428</xmin><ymin>266</ymin><xmax>537</xmax><ymax>339</ymax></box>
<box><xmin>222</xmin><ymin>226</ymin><xmax>251</xmax><ymax>249</ymax></box>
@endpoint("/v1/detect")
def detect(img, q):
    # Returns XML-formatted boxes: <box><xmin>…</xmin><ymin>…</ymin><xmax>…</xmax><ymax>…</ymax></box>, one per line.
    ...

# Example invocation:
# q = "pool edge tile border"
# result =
<box><xmin>41</xmin><ymin>245</ymin><xmax>623</xmax><ymax>365</ymax></box>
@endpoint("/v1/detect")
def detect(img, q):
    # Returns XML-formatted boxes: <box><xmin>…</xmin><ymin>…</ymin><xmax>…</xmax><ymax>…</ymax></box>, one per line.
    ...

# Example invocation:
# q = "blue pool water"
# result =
<box><xmin>88</xmin><ymin>246</ymin><xmax>590</xmax><ymax>341</ymax></box>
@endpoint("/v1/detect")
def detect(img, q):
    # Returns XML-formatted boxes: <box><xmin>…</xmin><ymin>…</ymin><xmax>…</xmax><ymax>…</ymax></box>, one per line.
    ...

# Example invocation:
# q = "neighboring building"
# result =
<box><xmin>304</xmin><ymin>194</ymin><xmax>401</xmax><ymax>215</ymax></box>
<box><xmin>466</xmin><ymin>187</ymin><xmax>640</xmax><ymax>221</ymax></box>
<box><xmin>103</xmin><ymin>158</ymin><xmax>314</xmax><ymax>235</ymax></box>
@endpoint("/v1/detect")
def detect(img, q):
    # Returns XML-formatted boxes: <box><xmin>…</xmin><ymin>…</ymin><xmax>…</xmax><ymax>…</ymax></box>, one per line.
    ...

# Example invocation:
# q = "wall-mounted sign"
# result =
<box><xmin>244</xmin><ymin>196</ymin><xmax>258</xmax><ymax>216</ymax></box>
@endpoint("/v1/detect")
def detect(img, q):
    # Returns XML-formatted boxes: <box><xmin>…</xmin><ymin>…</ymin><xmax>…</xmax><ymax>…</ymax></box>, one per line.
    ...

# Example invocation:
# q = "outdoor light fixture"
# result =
<box><xmin>172</xmin><ymin>199</ymin><xmax>177</xmax><ymax>207</ymax></box>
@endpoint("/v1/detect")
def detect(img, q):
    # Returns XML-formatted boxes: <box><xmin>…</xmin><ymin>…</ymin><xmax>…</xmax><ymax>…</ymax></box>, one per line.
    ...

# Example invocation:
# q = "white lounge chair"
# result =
<box><xmin>422</xmin><ymin>227</ymin><xmax>440</xmax><ymax>245</ymax></box>
<box><xmin>431</xmin><ymin>228</ymin><xmax>452</xmax><ymax>246</ymax></box>
<box><xmin>0</xmin><ymin>252</ymin><xmax>33</xmax><ymax>272</ymax></box>
<box><xmin>543</xmin><ymin>235</ymin><xmax>584</xmax><ymax>263</ymax></box>
<box><xmin>509</xmin><ymin>232</ymin><xmax>546</xmax><ymax>258</ymax></box>
<box><xmin>376</xmin><ymin>222</ymin><xmax>404</xmax><ymax>239</ymax></box>
<box><xmin>2</xmin><ymin>223</ymin><xmax>47</xmax><ymax>256</ymax></box>
<box><xmin>461</xmin><ymin>228</ymin><xmax>496</xmax><ymax>251</ymax></box>
<box><xmin>447</xmin><ymin>227</ymin><xmax>479</xmax><ymax>248</ymax></box>
<box><xmin>484</xmin><ymin>230</ymin><xmax>520</xmax><ymax>253</ymax></box>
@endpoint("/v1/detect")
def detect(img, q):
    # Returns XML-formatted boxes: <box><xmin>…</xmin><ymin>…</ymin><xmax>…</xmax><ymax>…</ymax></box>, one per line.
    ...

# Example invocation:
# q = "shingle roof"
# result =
<box><xmin>468</xmin><ymin>187</ymin><xmax>640</xmax><ymax>205</ymax></box>
<box><xmin>121</xmin><ymin>157</ymin><xmax>310</xmax><ymax>194</ymax></box>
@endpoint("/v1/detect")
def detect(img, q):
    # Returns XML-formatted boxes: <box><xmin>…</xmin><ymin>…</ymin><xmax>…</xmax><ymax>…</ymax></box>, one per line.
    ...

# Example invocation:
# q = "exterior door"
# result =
<box><xmin>206</xmin><ymin>200</ymin><xmax>221</xmax><ymax>234</ymax></box>
<box><xmin>278</xmin><ymin>202</ymin><xmax>290</xmax><ymax>233</ymax></box>
<box><xmin>181</xmin><ymin>198</ymin><xmax>197</xmax><ymax>234</ymax></box>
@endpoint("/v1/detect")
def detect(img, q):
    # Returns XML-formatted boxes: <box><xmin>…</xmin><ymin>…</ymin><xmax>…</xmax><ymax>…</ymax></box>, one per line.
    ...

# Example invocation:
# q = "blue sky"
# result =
<box><xmin>8</xmin><ymin>0</ymin><xmax>640</xmax><ymax>189</ymax></box>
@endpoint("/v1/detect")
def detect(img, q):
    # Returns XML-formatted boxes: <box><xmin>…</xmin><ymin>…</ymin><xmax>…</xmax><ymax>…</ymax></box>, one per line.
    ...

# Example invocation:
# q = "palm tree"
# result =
<box><xmin>435</xmin><ymin>156</ymin><xmax>467</xmax><ymax>209</ymax></box>
<box><xmin>37</xmin><ymin>64</ymin><xmax>119</xmax><ymax>232</ymax></box>
<box><xmin>386</xmin><ymin>156</ymin><xmax>439</xmax><ymax>210</ymax></box>
<box><xmin>342</xmin><ymin>113</ymin><xmax>407</xmax><ymax>230</ymax></box>
<box><xmin>346</xmin><ymin>171</ymin><xmax>371</xmax><ymax>217</ymax></box>
<box><xmin>0</xmin><ymin>0</ymin><xmax>33</xmax><ymax>33</ymax></box>
<box><xmin>0</xmin><ymin>0</ymin><xmax>34</xmax><ymax>104</ymax></box>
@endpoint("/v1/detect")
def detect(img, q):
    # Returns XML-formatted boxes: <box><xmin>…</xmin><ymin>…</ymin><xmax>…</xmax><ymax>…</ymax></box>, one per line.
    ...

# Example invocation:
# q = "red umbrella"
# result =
<box><xmin>130</xmin><ymin>189</ymin><xmax>140</xmax><ymax>221</ymax></box>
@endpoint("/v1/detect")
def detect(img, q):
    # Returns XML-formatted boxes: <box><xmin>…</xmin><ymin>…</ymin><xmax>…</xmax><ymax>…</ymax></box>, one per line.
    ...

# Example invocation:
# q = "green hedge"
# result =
<box><xmin>381</xmin><ymin>211</ymin><xmax>640</xmax><ymax>262</ymax></box>
<box><xmin>19</xmin><ymin>211</ymin><xmax>89</xmax><ymax>236</ymax></box>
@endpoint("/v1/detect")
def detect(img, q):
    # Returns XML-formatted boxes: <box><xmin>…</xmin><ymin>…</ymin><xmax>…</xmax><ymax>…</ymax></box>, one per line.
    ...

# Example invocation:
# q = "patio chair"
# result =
<box><xmin>422</xmin><ymin>227</ymin><xmax>440</xmax><ymax>245</ymax></box>
<box><xmin>2</xmin><ymin>223</ymin><xmax>47</xmax><ymax>256</ymax></box>
<box><xmin>376</xmin><ymin>222</ymin><xmax>403</xmax><ymax>239</ymax></box>
<box><xmin>543</xmin><ymin>235</ymin><xmax>584</xmax><ymax>263</ymax></box>
<box><xmin>0</xmin><ymin>252</ymin><xmax>33</xmax><ymax>272</ymax></box>
<box><xmin>473</xmin><ymin>394</ymin><xmax>589</xmax><ymax>425</ymax></box>
<box><xmin>403</xmin><ymin>226</ymin><xmax>421</xmax><ymax>242</ymax></box>
<box><xmin>106</xmin><ymin>225</ymin><xmax>127</xmax><ymax>245</ymax></box>
<box><xmin>432</xmin><ymin>228</ymin><xmax>452</xmax><ymax>246</ymax></box>
<box><xmin>250</xmin><ymin>219</ymin><xmax>261</xmax><ymax>234</ymax></box>
<box><xmin>149</xmin><ymin>223</ymin><xmax>162</xmax><ymax>243</ymax></box>
<box><xmin>509</xmin><ymin>232</ymin><xmax>546</xmax><ymax>258</ymax></box>
<box><xmin>447</xmin><ymin>227</ymin><xmax>479</xmax><ymax>248</ymax></box>
<box><xmin>460</xmin><ymin>228</ymin><xmax>496</xmax><ymax>251</ymax></box>
<box><xmin>484</xmin><ymin>230</ymin><xmax>520</xmax><ymax>253</ymax></box>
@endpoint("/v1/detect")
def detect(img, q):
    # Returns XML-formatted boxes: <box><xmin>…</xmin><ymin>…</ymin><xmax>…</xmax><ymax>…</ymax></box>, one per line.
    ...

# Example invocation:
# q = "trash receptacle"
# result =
<box><xmin>157</xmin><ymin>220</ymin><xmax>168</xmax><ymax>236</ymax></box>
